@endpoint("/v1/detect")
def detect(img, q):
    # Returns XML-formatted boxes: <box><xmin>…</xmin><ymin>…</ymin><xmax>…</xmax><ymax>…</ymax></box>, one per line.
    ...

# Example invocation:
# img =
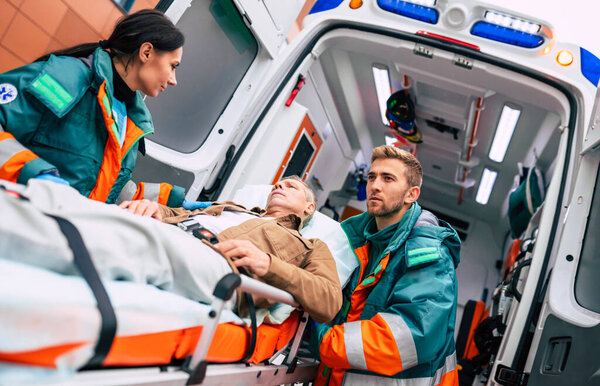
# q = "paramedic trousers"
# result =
<box><xmin>0</xmin><ymin>179</ymin><xmax>235</xmax><ymax>308</ymax></box>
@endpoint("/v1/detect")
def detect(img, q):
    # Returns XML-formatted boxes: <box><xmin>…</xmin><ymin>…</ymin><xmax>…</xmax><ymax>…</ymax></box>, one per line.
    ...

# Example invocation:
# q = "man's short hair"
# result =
<box><xmin>281</xmin><ymin>175</ymin><xmax>316</xmax><ymax>224</ymax></box>
<box><xmin>371</xmin><ymin>145</ymin><xmax>423</xmax><ymax>188</ymax></box>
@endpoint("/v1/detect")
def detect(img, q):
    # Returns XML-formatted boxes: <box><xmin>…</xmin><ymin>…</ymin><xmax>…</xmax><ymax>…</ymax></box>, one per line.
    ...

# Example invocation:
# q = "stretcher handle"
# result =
<box><xmin>239</xmin><ymin>275</ymin><xmax>299</xmax><ymax>307</ymax></box>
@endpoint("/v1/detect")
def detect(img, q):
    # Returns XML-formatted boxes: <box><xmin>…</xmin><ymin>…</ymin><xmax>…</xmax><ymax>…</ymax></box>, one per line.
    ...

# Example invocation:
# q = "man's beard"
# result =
<box><xmin>367</xmin><ymin>190</ymin><xmax>407</xmax><ymax>218</ymax></box>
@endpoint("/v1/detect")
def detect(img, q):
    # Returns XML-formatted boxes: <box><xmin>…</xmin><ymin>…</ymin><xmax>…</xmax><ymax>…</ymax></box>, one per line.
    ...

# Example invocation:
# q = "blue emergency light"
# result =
<box><xmin>581</xmin><ymin>47</ymin><xmax>600</xmax><ymax>87</ymax></box>
<box><xmin>471</xmin><ymin>21</ymin><xmax>543</xmax><ymax>48</ymax></box>
<box><xmin>378</xmin><ymin>0</ymin><xmax>439</xmax><ymax>25</ymax></box>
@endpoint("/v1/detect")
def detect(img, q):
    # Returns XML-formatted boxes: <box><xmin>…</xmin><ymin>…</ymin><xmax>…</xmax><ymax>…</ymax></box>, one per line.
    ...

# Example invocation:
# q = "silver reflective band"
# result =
<box><xmin>116</xmin><ymin>180</ymin><xmax>138</xmax><ymax>204</ymax></box>
<box><xmin>143</xmin><ymin>183</ymin><xmax>161</xmax><ymax>202</ymax></box>
<box><xmin>0</xmin><ymin>138</ymin><xmax>28</xmax><ymax>167</ymax></box>
<box><xmin>343</xmin><ymin>351</ymin><xmax>457</xmax><ymax>385</ymax></box>
<box><xmin>344</xmin><ymin>320</ymin><xmax>368</xmax><ymax>370</ymax></box>
<box><xmin>379</xmin><ymin>313</ymin><xmax>418</xmax><ymax>370</ymax></box>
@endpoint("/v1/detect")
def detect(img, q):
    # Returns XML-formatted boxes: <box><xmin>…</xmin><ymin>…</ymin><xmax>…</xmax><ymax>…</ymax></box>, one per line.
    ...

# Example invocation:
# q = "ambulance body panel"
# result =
<box><xmin>131</xmin><ymin>0</ymin><xmax>600</xmax><ymax>384</ymax></box>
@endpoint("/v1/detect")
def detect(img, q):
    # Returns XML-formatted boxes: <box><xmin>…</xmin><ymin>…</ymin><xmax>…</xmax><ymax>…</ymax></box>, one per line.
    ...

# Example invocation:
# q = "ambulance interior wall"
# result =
<box><xmin>293</xmin><ymin>61</ymin><xmax>358</xmax><ymax>206</ymax></box>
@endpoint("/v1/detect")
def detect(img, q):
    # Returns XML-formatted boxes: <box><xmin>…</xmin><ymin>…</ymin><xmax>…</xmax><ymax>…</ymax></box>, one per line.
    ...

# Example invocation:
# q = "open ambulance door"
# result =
<box><xmin>132</xmin><ymin>0</ymin><xmax>304</xmax><ymax>200</ymax></box>
<box><xmin>490</xmin><ymin>85</ymin><xmax>600</xmax><ymax>386</ymax></box>
<box><xmin>519</xmin><ymin>86</ymin><xmax>600</xmax><ymax>386</ymax></box>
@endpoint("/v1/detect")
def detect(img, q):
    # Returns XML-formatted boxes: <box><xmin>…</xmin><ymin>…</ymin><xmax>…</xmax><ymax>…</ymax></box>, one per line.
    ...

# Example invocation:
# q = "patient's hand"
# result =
<box><xmin>119</xmin><ymin>199</ymin><xmax>162</xmax><ymax>221</ymax></box>
<box><xmin>215</xmin><ymin>239</ymin><xmax>271</xmax><ymax>277</ymax></box>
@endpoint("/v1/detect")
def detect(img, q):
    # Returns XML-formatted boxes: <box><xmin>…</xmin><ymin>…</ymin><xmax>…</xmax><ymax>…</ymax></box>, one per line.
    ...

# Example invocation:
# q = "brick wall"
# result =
<box><xmin>0</xmin><ymin>0</ymin><xmax>158</xmax><ymax>73</ymax></box>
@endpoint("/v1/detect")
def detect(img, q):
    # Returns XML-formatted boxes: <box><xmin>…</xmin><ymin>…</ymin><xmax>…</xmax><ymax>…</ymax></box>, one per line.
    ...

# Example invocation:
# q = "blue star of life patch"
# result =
<box><xmin>0</xmin><ymin>83</ymin><xmax>17</xmax><ymax>104</ymax></box>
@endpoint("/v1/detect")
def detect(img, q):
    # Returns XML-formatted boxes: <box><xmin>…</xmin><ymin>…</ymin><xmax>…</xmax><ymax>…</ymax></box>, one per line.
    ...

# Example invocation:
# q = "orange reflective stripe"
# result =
<box><xmin>132</xmin><ymin>182</ymin><xmax>145</xmax><ymax>201</ymax></box>
<box><xmin>0</xmin><ymin>132</ymin><xmax>16</xmax><ymax>142</ymax></box>
<box><xmin>0</xmin><ymin>149</ymin><xmax>38</xmax><ymax>182</ymax></box>
<box><xmin>88</xmin><ymin>81</ymin><xmax>122</xmax><ymax>202</ymax></box>
<box><xmin>319</xmin><ymin>324</ymin><xmax>350</xmax><ymax>369</ymax></box>
<box><xmin>438</xmin><ymin>366</ymin><xmax>458</xmax><ymax>386</ymax></box>
<box><xmin>157</xmin><ymin>183</ymin><xmax>173</xmax><ymax>205</ymax></box>
<box><xmin>361</xmin><ymin>313</ymin><xmax>403</xmax><ymax>375</ymax></box>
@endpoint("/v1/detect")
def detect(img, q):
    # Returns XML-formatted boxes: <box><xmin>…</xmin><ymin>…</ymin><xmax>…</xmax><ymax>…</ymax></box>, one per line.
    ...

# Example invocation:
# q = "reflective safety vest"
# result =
<box><xmin>312</xmin><ymin>203</ymin><xmax>461</xmax><ymax>385</ymax></box>
<box><xmin>0</xmin><ymin>48</ymin><xmax>184</xmax><ymax>206</ymax></box>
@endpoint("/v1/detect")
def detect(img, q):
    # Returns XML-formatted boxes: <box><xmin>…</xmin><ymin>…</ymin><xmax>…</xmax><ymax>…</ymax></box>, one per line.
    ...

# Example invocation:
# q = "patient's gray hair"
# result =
<box><xmin>281</xmin><ymin>175</ymin><xmax>316</xmax><ymax>225</ymax></box>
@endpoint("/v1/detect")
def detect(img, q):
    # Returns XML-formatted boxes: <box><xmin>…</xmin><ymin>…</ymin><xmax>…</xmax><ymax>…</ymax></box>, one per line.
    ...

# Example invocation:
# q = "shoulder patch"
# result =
<box><xmin>405</xmin><ymin>239</ymin><xmax>441</xmax><ymax>268</ymax></box>
<box><xmin>0</xmin><ymin>83</ymin><xmax>18</xmax><ymax>104</ymax></box>
<box><xmin>30</xmin><ymin>74</ymin><xmax>74</xmax><ymax>114</ymax></box>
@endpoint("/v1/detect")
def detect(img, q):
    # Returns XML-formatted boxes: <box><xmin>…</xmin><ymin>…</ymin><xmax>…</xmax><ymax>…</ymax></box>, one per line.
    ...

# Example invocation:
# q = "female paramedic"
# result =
<box><xmin>0</xmin><ymin>9</ymin><xmax>201</xmax><ymax>208</ymax></box>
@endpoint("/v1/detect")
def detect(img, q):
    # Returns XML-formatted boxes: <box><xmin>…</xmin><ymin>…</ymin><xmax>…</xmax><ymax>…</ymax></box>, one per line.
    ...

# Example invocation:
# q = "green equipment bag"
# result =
<box><xmin>508</xmin><ymin>167</ymin><xmax>545</xmax><ymax>238</ymax></box>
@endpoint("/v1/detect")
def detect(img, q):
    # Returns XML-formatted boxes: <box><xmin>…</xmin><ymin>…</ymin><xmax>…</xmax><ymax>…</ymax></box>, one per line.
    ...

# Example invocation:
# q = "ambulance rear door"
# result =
<box><xmin>514</xmin><ymin>83</ymin><xmax>600</xmax><ymax>385</ymax></box>
<box><xmin>132</xmin><ymin>0</ymin><xmax>304</xmax><ymax>199</ymax></box>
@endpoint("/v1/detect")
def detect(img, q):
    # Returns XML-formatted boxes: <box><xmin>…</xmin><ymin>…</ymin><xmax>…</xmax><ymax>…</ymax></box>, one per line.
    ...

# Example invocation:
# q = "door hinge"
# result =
<box><xmin>495</xmin><ymin>365</ymin><xmax>529</xmax><ymax>385</ymax></box>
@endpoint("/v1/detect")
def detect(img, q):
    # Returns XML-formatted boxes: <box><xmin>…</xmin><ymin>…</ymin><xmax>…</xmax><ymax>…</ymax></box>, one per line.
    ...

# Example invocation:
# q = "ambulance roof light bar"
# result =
<box><xmin>476</xmin><ymin>168</ymin><xmax>497</xmax><ymax>205</ymax></box>
<box><xmin>489</xmin><ymin>105</ymin><xmax>521</xmax><ymax>163</ymax></box>
<box><xmin>373</xmin><ymin>65</ymin><xmax>392</xmax><ymax>126</ymax></box>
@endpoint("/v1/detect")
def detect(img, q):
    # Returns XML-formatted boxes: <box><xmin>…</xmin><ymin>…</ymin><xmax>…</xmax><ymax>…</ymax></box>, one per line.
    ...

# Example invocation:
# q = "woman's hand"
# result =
<box><xmin>119</xmin><ymin>199</ymin><xmax>162</xmax><ymax>221</ymax></box>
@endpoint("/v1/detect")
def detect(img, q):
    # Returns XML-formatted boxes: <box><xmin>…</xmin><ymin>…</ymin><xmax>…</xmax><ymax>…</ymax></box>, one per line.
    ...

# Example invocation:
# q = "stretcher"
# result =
<box><xmin>0</xmin><ymin>182</ymin><xmax>354</xmax><ymax>385</ymax></box>
<box><xmin>0</xmin><ymin>259</ymin><xmax>319</xmax><ymax>385</ymax></box>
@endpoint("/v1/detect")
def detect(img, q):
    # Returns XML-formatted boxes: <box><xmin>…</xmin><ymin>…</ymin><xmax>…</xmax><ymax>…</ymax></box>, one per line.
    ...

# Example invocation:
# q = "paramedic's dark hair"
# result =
<box><xmin>35</xmin><ymin>9</ymin><xmax>184</xmax><ymax>63</ymax></box>
<box><xmin>371</xmin><ymin>145</ymin><xmax>423</xmax><ymax>188</ymax></box>
<box><xmin>281</xmin><ymin>175</ymin><xmax>317</xmax><ymax>225</ymax></box>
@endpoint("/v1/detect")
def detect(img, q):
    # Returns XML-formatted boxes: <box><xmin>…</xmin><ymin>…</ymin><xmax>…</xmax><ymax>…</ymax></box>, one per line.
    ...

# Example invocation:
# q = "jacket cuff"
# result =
<box><xmin>260</xmin><ymin>255</ymin><xmax>292</xmax><ymax>291</ymax></box>
<box><xmin>166</xmin><ymin>185</ymin><xmax>185</xmax><ymax>207</ymax></box>
<box><xmin>17</xmin><ymin>158</ymin><xmax>57</xmax><ymax>185</ymax></box>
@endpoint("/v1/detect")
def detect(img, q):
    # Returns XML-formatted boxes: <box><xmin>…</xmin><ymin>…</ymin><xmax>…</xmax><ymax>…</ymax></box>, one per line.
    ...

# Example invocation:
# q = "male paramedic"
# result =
<box><xmin>311</xmin><ymin>145</ymin><xmax>461</xmax><ymax>385</ymax></box>
<box><xmin>0</xmin><ymin>175</ymin><xmax>342</xmax><ymax>323</ymax></box>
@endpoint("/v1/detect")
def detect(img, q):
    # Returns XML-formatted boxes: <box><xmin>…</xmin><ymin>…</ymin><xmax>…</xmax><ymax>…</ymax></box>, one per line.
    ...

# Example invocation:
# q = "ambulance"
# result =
<box><xmin>3</xmin><ymin>0</ymin><xmax>600</xmax><ymax>385</ymax></box>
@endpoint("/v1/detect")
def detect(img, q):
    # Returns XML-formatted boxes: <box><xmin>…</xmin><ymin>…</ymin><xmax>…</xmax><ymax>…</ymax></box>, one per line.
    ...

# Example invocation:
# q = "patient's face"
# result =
<box><xmin>266</xmin><ymin>179</ymin><xmax>310</xmax><ymax>217</ymax></box>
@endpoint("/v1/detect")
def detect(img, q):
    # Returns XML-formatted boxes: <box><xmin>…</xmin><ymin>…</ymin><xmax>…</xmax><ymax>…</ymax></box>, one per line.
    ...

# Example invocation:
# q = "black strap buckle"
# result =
<box><xmin>178</xmin><ymin>218</ymin><xmax>219</xmax><ymax>244</ymax></box>
<box><xmin>495</xmin><ymin>365</ymin><xmax>529</xmax><ymax>385</ymax></box>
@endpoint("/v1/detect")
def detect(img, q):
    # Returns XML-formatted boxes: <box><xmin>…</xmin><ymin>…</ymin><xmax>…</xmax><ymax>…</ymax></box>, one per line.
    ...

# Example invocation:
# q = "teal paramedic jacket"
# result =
<box><xmin>0</xmin><ymin>47</ymin><xmax>184</xmax><ymax>206</ymax></box>
<box><xmin>312</xmin><ymin>202</ymin><xmax>461</xmax><ymax>385</ymax></box>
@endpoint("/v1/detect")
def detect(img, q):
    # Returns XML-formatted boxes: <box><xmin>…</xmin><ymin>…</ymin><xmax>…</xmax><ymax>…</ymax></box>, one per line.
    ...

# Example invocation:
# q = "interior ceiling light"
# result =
<box><xmin>373</xmin><ymin>65</ymin><xmax>392</xmax><ymax>126</ymax></box>
<box><xmin>476</xmin><ymin>168</ymin><xmax>498</xmax><ymax>205</ymax></box>
<box><xmin>484</xmin><ymin>10</ymin><xmax>540</xmax><ymax>34</ymax></box>
<box><xmin>489</xmin><ymin>105</ymin><xmax>521</xmax><ymax>162</ymax></box>
<box><xmin>556</xmin><ymin>50</ymin><xmax>574</xmax><ymax>66</ymax></box>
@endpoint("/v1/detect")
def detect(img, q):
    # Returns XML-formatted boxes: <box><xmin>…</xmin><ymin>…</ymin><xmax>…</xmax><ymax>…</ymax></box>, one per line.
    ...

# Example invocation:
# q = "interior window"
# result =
<box><xmin>574</xmin><ymin>163</ymin><xmax>600</xmax><ymax>313</ymax></box>
<box><xmin>146</xmin><ymin>0</ymin><xmax>258</xmax><ymax>153</ymax></box>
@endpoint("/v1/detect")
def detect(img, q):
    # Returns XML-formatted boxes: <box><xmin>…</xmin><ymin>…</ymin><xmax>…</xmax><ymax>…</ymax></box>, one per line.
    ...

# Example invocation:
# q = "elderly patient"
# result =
<box><xmin>0</xmin><ymin>176</ymin><xmax>342</xmax><ymax>323</ymax></box>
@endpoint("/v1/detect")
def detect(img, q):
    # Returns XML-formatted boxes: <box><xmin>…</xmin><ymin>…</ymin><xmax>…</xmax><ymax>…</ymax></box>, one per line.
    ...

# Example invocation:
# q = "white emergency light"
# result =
<box><xmin>484</xmin><ymin>11</ymin><xmax>540</xmax><ymax>34</ymax></box>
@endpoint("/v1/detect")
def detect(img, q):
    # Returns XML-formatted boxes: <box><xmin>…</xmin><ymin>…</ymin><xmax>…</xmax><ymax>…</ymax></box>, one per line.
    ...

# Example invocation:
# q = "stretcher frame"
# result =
<box><xmin>37</xmin><ymin>273</ymin><xmax>319</xmax><ymax>386</ymax></box>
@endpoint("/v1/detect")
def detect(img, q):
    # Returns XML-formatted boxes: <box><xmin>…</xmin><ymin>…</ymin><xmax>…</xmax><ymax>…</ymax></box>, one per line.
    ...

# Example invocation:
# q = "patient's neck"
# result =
<box><xmin>264</xmin><ymin>205</ymin><xmax>302</xmax><ymax>219</ymax></box>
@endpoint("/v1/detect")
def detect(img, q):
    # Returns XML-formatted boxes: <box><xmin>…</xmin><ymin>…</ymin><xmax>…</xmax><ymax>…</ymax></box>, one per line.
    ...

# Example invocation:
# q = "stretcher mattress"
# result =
<box><xmin>0</xmin><ymin>259</ymin><xmax>299</xmax><ymax>383</ymax></box>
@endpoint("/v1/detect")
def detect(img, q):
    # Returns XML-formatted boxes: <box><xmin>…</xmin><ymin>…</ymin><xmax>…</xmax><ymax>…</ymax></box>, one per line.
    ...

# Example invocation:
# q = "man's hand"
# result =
<box><xmin>215</xmin><ymin>239</ymin><xmax>271</xmax><ymax>277</ymax></box>
<box><xmin>119</xmin><ymin>199</ymin><xmax>162</xmax><ymax>221</ymax></box>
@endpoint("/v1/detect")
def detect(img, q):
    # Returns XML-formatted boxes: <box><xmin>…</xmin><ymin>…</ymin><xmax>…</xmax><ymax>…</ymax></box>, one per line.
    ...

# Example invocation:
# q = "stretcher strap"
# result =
<box><xmin>48</xmin><ymin>214</ymin><xmax>117</xmax><ymax>368</ymax></box>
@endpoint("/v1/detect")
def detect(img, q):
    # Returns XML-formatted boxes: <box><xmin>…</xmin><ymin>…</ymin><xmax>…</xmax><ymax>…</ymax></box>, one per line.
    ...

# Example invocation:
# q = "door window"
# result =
<box><xmin>575</xmin><ymin>163</ymin><xmax>600</xmax><ymax>313</ymax></box>
<box><xmin>145</xmin><ymin>0</ymin><xmax>258</xmax><ymax>153</ymax></box>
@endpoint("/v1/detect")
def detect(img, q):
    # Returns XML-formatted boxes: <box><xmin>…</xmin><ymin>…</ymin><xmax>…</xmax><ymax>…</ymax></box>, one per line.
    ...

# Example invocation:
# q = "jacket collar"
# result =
<box><xmin>342</xmin><ymin>202</ymin><xmax>422</xmax><ymax>255</ymax></box>
<box><xmin>197</xmin><ymin>201</ymin><xmax>303</xmax><ymax>232</ymax></box>
<box><xmin>91</xmin><ymin>48</ymin><xmax>154</xmax><ymax>134</ymax></box>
